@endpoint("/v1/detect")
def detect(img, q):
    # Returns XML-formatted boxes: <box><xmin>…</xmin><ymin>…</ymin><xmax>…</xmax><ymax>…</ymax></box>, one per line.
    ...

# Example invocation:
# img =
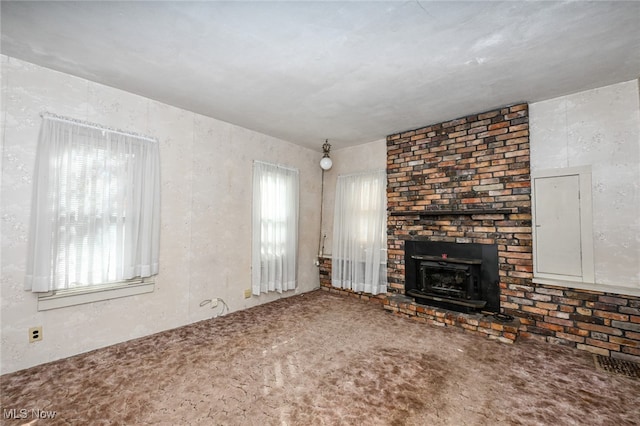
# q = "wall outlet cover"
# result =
<box><xmin>29</xmin><ymin>326</ymin><xmax>42</xmax><ymax>343</ymax></box>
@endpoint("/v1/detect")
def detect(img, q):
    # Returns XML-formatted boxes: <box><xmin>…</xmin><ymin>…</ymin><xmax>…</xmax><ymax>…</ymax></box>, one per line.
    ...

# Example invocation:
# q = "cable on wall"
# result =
<box><xmin>199</xmin><ymin>298</ymin><xmax>229</xmax><ymax>317</ymax></box>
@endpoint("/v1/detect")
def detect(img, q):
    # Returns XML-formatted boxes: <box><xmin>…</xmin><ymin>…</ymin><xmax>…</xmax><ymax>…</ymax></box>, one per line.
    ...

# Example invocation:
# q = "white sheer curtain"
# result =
<box><xmin>25</xmin><ymin>114</ymin><xmax>161</xmax><ymax>293</ymax></box>
<box><xmin>332</xmin><ymin>169</ymin><xmax>387</xmax><ymax>295</ymax></box>
<box><xmin>252</xmin><ymin>161</ymin><xmax>299</xmax><ymax>295</ymax></box>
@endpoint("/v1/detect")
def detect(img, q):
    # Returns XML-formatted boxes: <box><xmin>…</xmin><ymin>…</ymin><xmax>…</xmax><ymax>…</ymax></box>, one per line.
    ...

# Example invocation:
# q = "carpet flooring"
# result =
<box><xmin>1</xmin><ymin>290</ymin><xmax>639</xmax><ymax>425</ymax></box>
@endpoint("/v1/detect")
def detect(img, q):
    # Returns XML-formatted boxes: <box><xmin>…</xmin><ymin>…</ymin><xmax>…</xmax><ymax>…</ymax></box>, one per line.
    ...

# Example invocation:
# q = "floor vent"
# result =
<box><xmin>594</xmin><ymin>355</ymin><xmax>640</xmax><ymax>378</ymax></box>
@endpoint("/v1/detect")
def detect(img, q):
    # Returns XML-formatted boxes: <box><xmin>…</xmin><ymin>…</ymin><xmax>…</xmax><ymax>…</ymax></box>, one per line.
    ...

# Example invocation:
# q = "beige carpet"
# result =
<box><xmin>1</xmin><ymin>290</ymin><xmax>639</xmax><ymax>425</ymax></box>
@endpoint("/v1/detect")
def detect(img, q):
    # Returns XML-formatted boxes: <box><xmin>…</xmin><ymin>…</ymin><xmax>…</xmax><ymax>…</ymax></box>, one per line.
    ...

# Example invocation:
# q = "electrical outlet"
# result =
<box><xmin>244</xmin><ymin>289</ymin><xmax>252</xmax><ymax>299</ymax></box>
<box><xmin>211</xmin><ymin>298</ymin><xmax>219</xmax><ymax>308</ymax></box>
<box><xmin>29</xmin><ymin>326</ymin><xmax>42</xmax><ymax>343</ymax></box>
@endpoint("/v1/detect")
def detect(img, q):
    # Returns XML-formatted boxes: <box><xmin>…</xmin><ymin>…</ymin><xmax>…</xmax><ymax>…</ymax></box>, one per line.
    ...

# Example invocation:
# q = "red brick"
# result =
<box><xmin>575</xmin><ymin>322</ymin><xmax>623</xmax><ymax>336</ymax></box>
<box><xmin>534</xmin><ymin>287</ymin><xmax>564</xmax><ymax>297</ymax></box>
<box><xmin>522</xmin><ymin>306</ymin><xmax>549</xmax><ymax>316</ymax></box>
<box><xmin>504</xmin><ymin>111</ymin><xmax>527</xmax><ymax>120</ymax></box>
<box><xmin>555</xmin><ymin>332</ymin><xmax>585</xmax><ymax>343</ymax></box>
<box><xmin>515</xmin><ymin>265</ymin><xmax>534</xmax><ymax>273</ymax></box>
<box><xmin>478</xmin><ymin>111</ymin><xmax>499</xmax><ymax>120</ymax></box>
<box><xmin>497</xmin><ymin>226</ymin><xmax>532</xmax><ymax>234</ymax></box>
<box><xmin>503</xmin><ymin>332</ymin><xmax>517</xmax><ymax>341</ymax></box>
<box><xmin>555</xmin><ymin>297</ymin><xmax>582</xmax><ymax>307</ymax></box>
<box><xmin>504</xmin><ymin>168</ymin><xmax>530</xmax><ymax>176</ymax></box>
<box><xmin>509</xmin><ymin>104</ymin><xmax>528</xmax><ymax>112</ymax></box>
<box><xmin>543</xmin><ymin>316</ymin><xmax>573</xmax><ymax>327</ymax></box>
<box><xmin>621</xmin><ymin>347</ymin><xmax>640</xmax><ymax>357</ymax></box>
<box><xmin>565</xmin><ymin>327</ymin><xmax>589</xmax><ymax>337</ymax></box>
<box><xmin>518</xmin><ymin>318</ymin><xmax>534</xmax><ymax>326</ymax></box>
<box><xmin>599</xmin><ymin>295</ymin><xmax>628</xmax><ymax>306</ymax></box>
<box><xmin>488</xmin><ymin>122</ymin><xmax>510</xmax><ymax>130</ymax></box>
<box><xmin>548</xmin><ymin>310</ymin><xmax>570</xmax><ymax>319</ymax></box>
<box><xmin>508</xmin><ymin>124</ymin><xmax>529</xmax><ymax>132</ymax></box>
<box><xmin>576</xmin><ymin>344</ymin><xmax>609</xmax><ymax>356</ymax></box>
<box><xmin>625</xmin><ymin>331</ymin><xmax>640</xmax><ymax>340</ymax></box>
<box><xmin>609</xmin><ymin>336</ymin><xmax>640</xmax><ymax>347</ymax></box>
<box><xmin>593</xmin><ymin>310</ymin><xmax>629</xmax><ymax>321</ymax></box>
<box><xmin>537</xmin><ymin>322</ymin><xmax>564</xmax><ymax>332</ymax></box>
<box><xmin>576</xmin><ymin>307</ymin><xmax>592</xmax><ymax>316</ymax></box>
<box><xmin>585</xmin><ymin>338</ymin><xmax>620</xmax><ymax>351</ymax></box>
<box><xmin>533</xmin><ymin>301</ymin><xmax>558</xmax><ymax>313</ymax></box>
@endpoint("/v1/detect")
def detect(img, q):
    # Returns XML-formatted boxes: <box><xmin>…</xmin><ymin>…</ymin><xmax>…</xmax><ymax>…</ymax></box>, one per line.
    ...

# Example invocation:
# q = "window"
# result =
<box><xmin>532</xmin><ymin>166</ymin><xmax>594</xmax><ymax>287</ymax></box>
<box><xmin>332</xmin><ymin>169</ymin><xmax>387</xmax><ymax>295</ymax></box>
<box><xmin>25</xmin><ymin>114</ymin><xmax>160</xmax><ymax>309</ymax></box>
<box><xmin>251</xmin><ymin>161</ymin><xmax>299</xmax><ymax>295</ymax></box>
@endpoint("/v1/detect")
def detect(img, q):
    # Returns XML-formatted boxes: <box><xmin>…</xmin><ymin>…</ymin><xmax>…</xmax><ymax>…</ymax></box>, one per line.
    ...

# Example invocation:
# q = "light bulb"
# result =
<box><xmin>320</xmin><ymin>156</ymin><xmax>333</xmax><ymax>170</ymax></box>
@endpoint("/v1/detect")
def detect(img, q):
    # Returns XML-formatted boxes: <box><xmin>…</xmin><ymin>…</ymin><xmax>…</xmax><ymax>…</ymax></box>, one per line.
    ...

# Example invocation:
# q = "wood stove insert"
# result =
<box><xmin>404</xmin><ymin>240</ymin><xmax>500</xmax><ymax>313</ymax></box>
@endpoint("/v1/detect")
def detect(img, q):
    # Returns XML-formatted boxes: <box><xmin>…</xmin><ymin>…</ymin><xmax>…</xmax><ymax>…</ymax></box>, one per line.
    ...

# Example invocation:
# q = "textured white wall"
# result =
<box><xmin>530</xmin><ymin>79</ymin><xmax>640</xmax><ymax>292</ymax></box>
<box><xmin>0</xmin><ymin>56</ymin><xmax>322</xmax><ymax>374</ymax></box>
<box><xmin>319</xmin><ymin>140</ymin><xmax>387</xmax><ymax>256</ymax></box>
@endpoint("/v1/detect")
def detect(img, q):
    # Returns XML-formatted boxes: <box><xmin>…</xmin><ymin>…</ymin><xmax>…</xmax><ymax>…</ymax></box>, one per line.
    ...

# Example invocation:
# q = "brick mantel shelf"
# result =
<box><xmin>389</xmin><ymin>208</ymin><xmax>517</xmax><ymax>216</ymax></box>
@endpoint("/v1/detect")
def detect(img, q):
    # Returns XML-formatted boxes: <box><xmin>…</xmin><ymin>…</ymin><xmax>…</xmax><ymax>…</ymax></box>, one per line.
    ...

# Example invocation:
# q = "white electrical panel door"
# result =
<box><xmin>533</xmin><ymin>174</ymin><xmax>583</xmax><ymax>277</ymax></box>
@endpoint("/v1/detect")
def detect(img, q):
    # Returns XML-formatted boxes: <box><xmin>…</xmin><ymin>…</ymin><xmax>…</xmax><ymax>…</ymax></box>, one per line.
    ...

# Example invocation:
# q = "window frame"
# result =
<box><xmin>251</xmin><ymin>161</ymin><xmax>299</xmax><ymax>295</ymax></box>
<box><xmin>26</xmin><ymin>114</ymin><xmax>160</xmax><ymax>308</ymax></box>
<box><xmin>331</xmin><ymin>169</ymin><xmax>388</xmax><ymax>295</ymax></box>
<box><xmin>37</xmin><ymin>278</ymin><xmax>155</xmax><ymax>311</ymax></box>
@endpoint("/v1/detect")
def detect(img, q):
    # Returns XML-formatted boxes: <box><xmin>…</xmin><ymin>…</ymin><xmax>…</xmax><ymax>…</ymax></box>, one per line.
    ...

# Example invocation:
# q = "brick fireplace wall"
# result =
<box><xmin>386</xmin><ymin>104</ymin><xmax>532</xmax><ymax>296</ymax></box>
<box><xmin>383</xmin><ymin>103</ymin><xmax>640</xmax><ymax>362</ymax></box>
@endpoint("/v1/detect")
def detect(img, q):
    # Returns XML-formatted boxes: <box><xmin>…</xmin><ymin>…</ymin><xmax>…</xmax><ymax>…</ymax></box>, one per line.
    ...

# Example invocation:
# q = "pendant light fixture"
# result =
<box><xmin>320</xmin><ymin>139</ymin><xmax>333</xmax><ymax>170</ymax></box>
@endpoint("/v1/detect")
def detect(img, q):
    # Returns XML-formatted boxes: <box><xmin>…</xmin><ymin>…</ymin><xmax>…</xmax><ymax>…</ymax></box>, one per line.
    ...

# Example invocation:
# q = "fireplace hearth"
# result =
<box><xmin>405</xmin><ymin>240</ymin><xmax>500</xmax><ymax>312</ymax></box>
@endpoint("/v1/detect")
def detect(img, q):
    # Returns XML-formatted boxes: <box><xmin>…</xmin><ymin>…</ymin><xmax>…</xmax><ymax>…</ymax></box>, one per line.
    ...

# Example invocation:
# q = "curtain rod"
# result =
<box><xmin>40</xmin><ymin>112</ymin><xmax>158</xmax><ymax>143</ymax></box>
<box><xmin>338</xmin><ymin>169</ymin><xmax>386</xmax><ymax>178</ymax></box>
<box><xmin>253</xmin><ymin>159</ymin><xmax>299</xmax><ymax>173</ymax></box>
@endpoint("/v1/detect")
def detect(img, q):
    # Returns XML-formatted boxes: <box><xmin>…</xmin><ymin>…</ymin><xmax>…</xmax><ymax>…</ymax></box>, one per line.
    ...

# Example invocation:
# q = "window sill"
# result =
<box><xmin>37</xmin><ymin>280</ymin><xmax>155</xmax><ymax>311</ymax></box>
<box><xmin>533</xmin><ymin>277</ymin><xmax>640</xmax><ymax>298</ymax></box>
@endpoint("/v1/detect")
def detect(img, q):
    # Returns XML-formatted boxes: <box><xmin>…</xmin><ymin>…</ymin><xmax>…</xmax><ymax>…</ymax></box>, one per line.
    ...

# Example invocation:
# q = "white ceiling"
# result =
<box><xmin>2</xmin><ymin>1</ymin><xmax>639</xmax><ymax>151</ymax></box>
